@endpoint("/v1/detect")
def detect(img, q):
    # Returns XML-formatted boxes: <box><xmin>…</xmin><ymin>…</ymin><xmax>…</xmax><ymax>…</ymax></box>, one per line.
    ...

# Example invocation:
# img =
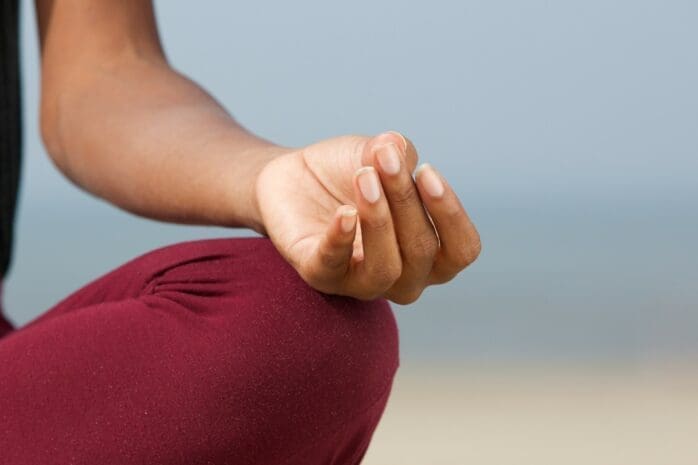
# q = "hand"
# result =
<box><xmin>254</xmin><ymin>131</ymin><xmax>481</xmax><ymax>304</ymax></box>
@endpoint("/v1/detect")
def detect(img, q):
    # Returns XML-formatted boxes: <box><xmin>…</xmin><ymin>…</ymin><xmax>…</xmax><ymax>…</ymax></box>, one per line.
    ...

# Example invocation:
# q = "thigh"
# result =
<box><xmin>0</xmin><ymin>236</ymin><xmax>400</xmax><ymax>465</ymax></box>
<box><xmin>12</xmin><ymin>236</ymin><xmax>253</xmax><ymax>332</ymax></box>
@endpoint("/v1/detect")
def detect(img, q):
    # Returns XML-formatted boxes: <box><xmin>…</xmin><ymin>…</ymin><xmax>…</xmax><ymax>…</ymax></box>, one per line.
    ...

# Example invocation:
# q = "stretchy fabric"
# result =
<box><xmin>0</xmin><ymin>0</ymin><xmax>22</xmax><ymax>280</ymax></box>
<box><xmin>0</xmin><ymin>236</ymin><xmax>400</xmax><ymax>464</ymax></box>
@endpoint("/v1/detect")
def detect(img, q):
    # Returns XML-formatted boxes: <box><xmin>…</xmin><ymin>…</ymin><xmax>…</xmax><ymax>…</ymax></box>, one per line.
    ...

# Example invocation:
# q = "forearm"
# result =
<box><xmin>36</xmin><ymin>0</ymin><xmax>285</xmax><ymax>235</ymax></box>
<box><xmin>42</xmin><ymin>56</ymin><xmax>284</xmax><ymax>234</ymax></box>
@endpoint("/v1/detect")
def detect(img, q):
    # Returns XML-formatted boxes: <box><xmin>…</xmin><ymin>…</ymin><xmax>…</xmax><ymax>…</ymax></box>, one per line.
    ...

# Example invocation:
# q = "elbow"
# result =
<box><xmin>39</xmin><ymin>83</ymin><xmax>77</xmax><ymax>179</ymax></box>
<box><xmin>39</xmin><ymin>91</ymin><xmax>65</xmax><ymax>165</ymax></box>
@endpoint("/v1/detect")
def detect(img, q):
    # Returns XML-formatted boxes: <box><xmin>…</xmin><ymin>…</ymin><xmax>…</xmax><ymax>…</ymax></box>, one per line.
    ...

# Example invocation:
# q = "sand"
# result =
<box><xmin>362</xmin><ymin>361</ymin><xmax>698</xmax><ymax>465</ymax></box>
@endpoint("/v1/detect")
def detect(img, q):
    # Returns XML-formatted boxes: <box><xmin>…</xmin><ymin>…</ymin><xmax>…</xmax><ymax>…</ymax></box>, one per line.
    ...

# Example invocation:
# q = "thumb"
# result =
<box><xmin>304</xmin><ymin>205</ymin><xmax>358</xmax><ymax>292</ymax></box>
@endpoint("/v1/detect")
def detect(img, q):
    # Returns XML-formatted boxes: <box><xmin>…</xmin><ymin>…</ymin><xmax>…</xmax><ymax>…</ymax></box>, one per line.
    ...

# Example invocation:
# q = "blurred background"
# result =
<box><xmin>6</xmin><ymin>1</ymin><xmax>698</xmax><ymax>463</ymax></box>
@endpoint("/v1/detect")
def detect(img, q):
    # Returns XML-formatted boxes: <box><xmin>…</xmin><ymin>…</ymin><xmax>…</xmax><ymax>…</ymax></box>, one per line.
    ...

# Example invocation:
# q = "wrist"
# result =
<box><xmin>249</xmin><ymin>145</ymin><xmax>289</xmax><ymax>236</ymax></box>
<box><xmin>222</xmin><ymin>143</ymin><xmax>291</xmax><ymax>236</ymax></box>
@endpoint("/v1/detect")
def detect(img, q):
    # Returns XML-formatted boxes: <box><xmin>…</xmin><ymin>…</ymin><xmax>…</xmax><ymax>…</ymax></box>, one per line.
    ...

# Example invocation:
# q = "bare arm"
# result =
<box><xmin>36</xmin><ymin>0</ymin><xmax>283</xmax><ymax>235</ymax></box>
<box><xmin>35</xmin><ymin>0</ymin><xmax>481</xmax><ymax>304</ymax></box>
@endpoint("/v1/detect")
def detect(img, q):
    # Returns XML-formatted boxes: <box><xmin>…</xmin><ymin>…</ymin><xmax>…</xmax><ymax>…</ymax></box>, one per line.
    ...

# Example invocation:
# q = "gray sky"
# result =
<box><xmin>5</xmin><ymin>0</ymin><xmax>698</xmax><ymax>362</ymax></box>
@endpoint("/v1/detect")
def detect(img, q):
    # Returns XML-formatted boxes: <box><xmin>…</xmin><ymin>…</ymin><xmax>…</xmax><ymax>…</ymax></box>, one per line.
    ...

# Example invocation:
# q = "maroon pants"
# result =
<box><xmin>0</xmin><ymin>237</ymin><xmax>399</xmax><ymax>464</ymax></box>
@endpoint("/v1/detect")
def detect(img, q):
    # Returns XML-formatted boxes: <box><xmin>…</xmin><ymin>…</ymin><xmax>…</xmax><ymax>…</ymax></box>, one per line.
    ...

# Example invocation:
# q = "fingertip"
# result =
<box><xmin>415</xmin><ymin>163</ymin><xmax>445</xmax><ymax>199</ymax></box>
<box><xmin>370</xmin><ymin>131</ymin><xmax>407</xmax><ymax>154</ymax></box>
<box><xmin>386</xmin><ymin>130</ymin><xmax>408</xmax><ymax>152</ymax></box>
<box><xmin>309</xmin><ymin>206</ymin><xmax>357</xmax><ymax>283</ymax></box>
<box><xmin>353</xmin><ymin>166</ymin><xmax>383</xmax><ymax>204</ymax></box>
<box><xmin>338</xmin><ymin>205</ymin><xmax>358</xmax><ymax>234</ymax></box>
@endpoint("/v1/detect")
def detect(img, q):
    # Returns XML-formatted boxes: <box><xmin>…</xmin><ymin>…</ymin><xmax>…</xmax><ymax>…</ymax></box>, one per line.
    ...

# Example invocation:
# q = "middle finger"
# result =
<box><xmin>370</xmin><ymin>140</ymin><xmax>439</xmax><ymax>304</ymax></box>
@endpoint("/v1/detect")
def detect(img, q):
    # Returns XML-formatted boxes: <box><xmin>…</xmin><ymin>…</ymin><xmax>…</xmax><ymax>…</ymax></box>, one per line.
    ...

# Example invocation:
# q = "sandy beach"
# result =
<box><xmin>363</xmin><ymin>361</ymin><xmax>698</xmax><ymax>465</ymax></box>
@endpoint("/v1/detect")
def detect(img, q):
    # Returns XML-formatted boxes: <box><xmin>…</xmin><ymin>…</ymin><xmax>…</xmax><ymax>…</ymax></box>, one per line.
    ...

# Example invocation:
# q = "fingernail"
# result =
<box><xmin>386</xmin><ymin>130</ymin><xmax>408</xmax><ymax>151</ymax></box>
<box><xmin>415</xmin><ymin>163</ymin><xmax>445</xmax><ymax>198</ymax></box>
<box><xmin>376</xmin><ymin>143</ymin><xmax>401</xmax><ymax>175</ymax></box>
<box><xmin>355</xmin><ymin>166</ymin><xmax>381</xmax><ymax>203</ymax></box>
<box><xmin>340</xmin><ymin>207</ymin><xmax>357</xmax><ymax>233</ymax></box>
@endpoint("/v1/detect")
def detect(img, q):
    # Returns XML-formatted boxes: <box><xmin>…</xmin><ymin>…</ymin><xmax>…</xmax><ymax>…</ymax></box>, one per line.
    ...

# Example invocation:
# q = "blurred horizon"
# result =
<box><xmin>4</xmin><ymin>0</ymin><xmax>697</xmax><ymax>367</ymax></box>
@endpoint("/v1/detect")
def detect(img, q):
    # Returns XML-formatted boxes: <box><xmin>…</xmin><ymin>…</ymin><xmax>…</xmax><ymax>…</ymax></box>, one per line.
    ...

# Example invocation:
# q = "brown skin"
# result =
<box><xmin>35</xmin><ymin>0</ymin><xmax>481</xmax><ymax>305</ymax></box>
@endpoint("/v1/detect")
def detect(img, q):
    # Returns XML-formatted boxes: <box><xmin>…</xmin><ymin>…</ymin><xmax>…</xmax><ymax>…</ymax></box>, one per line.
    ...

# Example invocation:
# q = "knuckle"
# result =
<box><xmin>470</xmin><ymin>235</ymin><xmax>483</xmax><ymax>261</ymax></box>
<box><xmin>317</xmin><ymin>246</ymin><xmax>344</xmax><ymax>271</ymax></box>
<box><xmin>408</xmin><ymin>230</ymin><xmax>439</xmax><ymax>262</ymax></box>
<box><xmin>429</xmin><ymin>267</ymin><xmax>458</xmax><ymax>285</ymax></box>
<box><xmin>453</xmin><ymin>238</ymin><xmax>481</xmax><ymax>268</ymax></box>
<box><xmin>452</xmin><ymin>250</ymin><xmax>471</xmax><ymax>269</ymax></box>
<box><xmin>445</xmin><ymin>206</ymin><xmax>466</xmax><ymax>227</ymax></box>
<box><xmin>390</xmin><ymin>288</ymin><xmax>423</xmax><ymax>306</ymax></box>
<box><xmin>381</xmin><ymin>263</ymin><xmax>403</xmax><ymax>286</ymax></box>
<box><xmin>363</xmin><ymin>215</ymin><xmax>392</xmax><ymax>234</ymax></box>
<box><xmin>300</xmin><ymin>265</ymin><xmax>325</xmax><ymax>287</ymax></box>
<box><xmin>389</xmin><ymin>182</ymin><xmax>419</xmax><ymax>210</ymax></box>
<box><xmin>369</xmin><ymin>262</ymin><xmax>402</xmax><ymax>289</ymax></box>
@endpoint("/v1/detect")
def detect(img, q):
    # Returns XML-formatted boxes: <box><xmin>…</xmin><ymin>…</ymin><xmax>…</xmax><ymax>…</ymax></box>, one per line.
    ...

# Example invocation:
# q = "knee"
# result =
<box><xmin>229</xmin><ymin>236</ymin><xmax>400</xmax><ymax>400</ymax></box>
<box><xmin>186</xmin><ymin>237</ymin><xmax>400</xmax><ymax>462</ymax></box>
<box><xmin>141</xmin><ymin>237</ymin><xmax>399</xmax><ymax>460</ymax></box>
<box><xmin>245</xmin><ymin>237</ymin><xmax>401</xmax><ymax>389</ymax></box>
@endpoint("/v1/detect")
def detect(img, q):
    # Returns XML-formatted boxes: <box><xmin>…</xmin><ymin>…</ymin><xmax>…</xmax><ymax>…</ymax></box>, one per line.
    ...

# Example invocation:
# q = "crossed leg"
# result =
<box><xmin>0</xmin><ymin>237</ymin><xmax>399</xmax><ymax>465</ymax></box>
